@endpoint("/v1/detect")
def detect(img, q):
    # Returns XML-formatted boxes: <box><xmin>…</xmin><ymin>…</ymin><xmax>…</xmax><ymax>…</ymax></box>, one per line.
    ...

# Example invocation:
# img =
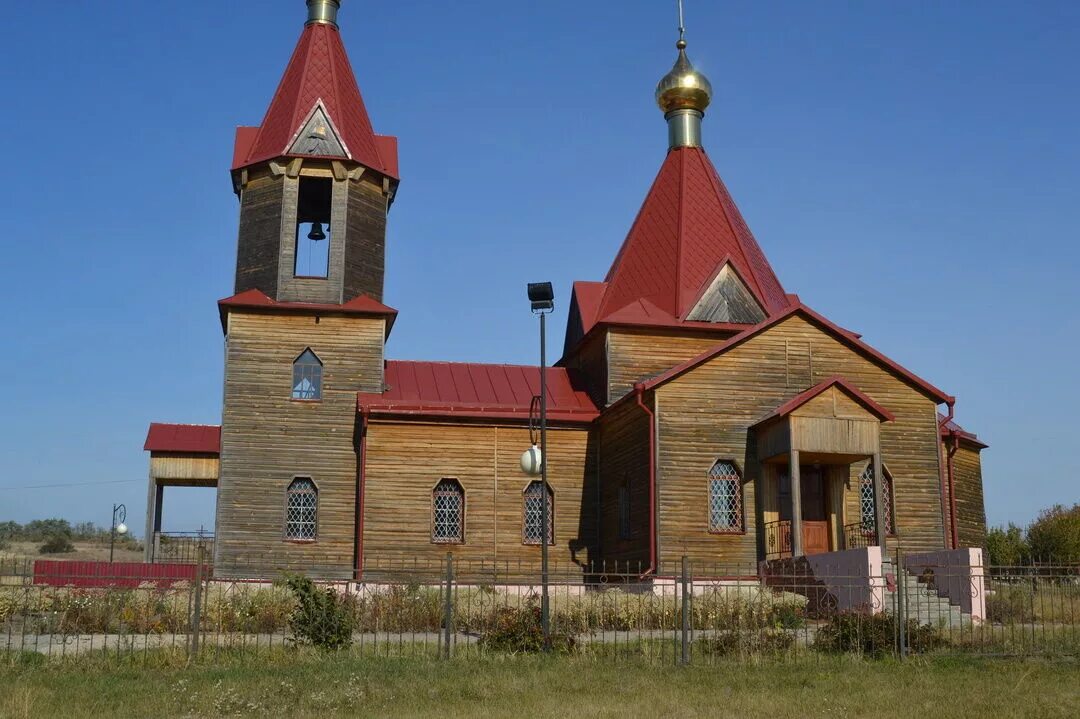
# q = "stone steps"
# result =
<box><xmin>882</xmin><ymin>561</ymin><xmax>970</xmax><ymax>628</ymax></box>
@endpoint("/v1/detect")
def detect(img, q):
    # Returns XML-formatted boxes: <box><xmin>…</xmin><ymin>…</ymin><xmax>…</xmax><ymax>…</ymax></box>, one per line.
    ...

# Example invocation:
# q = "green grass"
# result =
<box><xmin>0</xmin><ymin>653</ymin><xmax>1078</xmax><ymax>718</ymax></box>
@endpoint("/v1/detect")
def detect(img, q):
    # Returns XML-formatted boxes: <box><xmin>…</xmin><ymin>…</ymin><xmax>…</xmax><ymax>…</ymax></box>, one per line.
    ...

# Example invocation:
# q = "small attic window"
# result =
<box><xmin>294</xmin><ymin>176</ymin><xmax>332</xmax><ymax>278</ymax></box>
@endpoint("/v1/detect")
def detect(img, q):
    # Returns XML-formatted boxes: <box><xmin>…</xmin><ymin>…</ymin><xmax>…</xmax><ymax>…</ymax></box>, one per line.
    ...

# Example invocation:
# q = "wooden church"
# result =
<box><xmin>143</xmin><ymin>1</ymin><xmax>988</xmax><ymax>580</ymax></box>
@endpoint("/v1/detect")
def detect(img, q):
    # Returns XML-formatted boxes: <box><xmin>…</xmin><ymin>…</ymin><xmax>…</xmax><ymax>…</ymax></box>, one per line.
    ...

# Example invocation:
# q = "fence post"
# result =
<box><xmin>189</xmin><ymin>544</ymin><xmax>204</xmax><ymax>662</ymax></box>
<box><xmin>443</xmin><ymin>552</ymin><xmax>454</xmax><ymax>660</ymax></box>
<box><xmin>680</xmin><ymin>555</ymin><xmax>690</xmax><ymax>666</ymax></box>
<box><xmin>895</xmin><ymin>547</ymin><xmax>906</xmax><ymax>659</ymax></box>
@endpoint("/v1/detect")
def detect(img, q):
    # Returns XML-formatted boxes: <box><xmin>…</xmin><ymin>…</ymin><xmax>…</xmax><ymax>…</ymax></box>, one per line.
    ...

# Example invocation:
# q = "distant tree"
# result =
<box><xmin>71</xmin><ymin>522</ymin><xmax>105</xmax><ymax>541</ymax></box>
<box><xmin>986</xmin><ymin>524</ymin><xmax>1028</xmax><ymax>566</ymax></box>
<box><xmin>1026</xmin><ymin>504</ymin><xmax>1080</xmax><ymax>562</ymax></box>
<box><xmin>0</xmin><ymin>521</ymin><xmax>20</xmax><ymax>541</ymax></box>
<box><xmin>39</xmin><ymin>534</ymin><xmax>75</xmax><ymax>554</ymax></box>
<box><xmin>23</xmin><ymin>519</ymin><xmax>73</xmax><ymax>542</ymax></box>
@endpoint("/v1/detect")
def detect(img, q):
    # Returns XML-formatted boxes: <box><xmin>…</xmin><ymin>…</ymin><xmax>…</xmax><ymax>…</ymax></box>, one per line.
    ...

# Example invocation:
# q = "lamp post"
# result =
<box><xmin>526</xmin><ymin>281</ymin><xmax>554</xmax><ymax>650</ymax></box>
<box><xmin>110</xmin><ymin>503</ymin><xmax>128</xmax><ymax>563</ymax></box>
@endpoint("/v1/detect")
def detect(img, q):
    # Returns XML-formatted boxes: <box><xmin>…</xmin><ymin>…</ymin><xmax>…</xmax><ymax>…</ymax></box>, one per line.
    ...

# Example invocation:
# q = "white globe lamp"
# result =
<box><xmin>520</xmin><ymin>445</ymin><xmax>543</xmax><ymax>476</ymax></box>
<box><xmin>115</xmin><ymin>522</ymin><xmax>128</xmax><ymax>536</ymax></box>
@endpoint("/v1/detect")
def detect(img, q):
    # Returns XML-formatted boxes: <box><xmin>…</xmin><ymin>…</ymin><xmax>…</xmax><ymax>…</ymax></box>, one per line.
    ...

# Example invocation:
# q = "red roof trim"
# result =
<box><xmin>754</xmin><ymin>376</ymin><xmax>895</xmax><ymax>426</ymax></box>
<box><xmin>217</xmin><ymin>289</ymin><xmax>397</xmax><ymax>334</ymax></box>
<box><xmin>633</xmin><ymin>303</ymin><xmax>953</xmax><ymax>404</ymax></box>
<box><xmin>144</xmin><ymin>423</ymin><xmax>221</xmax><ymax>455</ymax></box>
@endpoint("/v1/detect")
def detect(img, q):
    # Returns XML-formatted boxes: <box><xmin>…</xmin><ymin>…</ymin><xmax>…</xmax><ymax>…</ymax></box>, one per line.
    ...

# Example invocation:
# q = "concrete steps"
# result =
<box><xmin>882</xmin><ymin>560</ymin><xmax>970</xmax><ymax>628</ymax></box>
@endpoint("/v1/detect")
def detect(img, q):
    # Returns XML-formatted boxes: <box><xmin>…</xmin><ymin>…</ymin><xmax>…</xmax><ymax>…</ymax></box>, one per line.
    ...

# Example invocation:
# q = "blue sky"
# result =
<box><xmin>0</xmin><ymin>1</ymin><xmax>1077</xmax><ymax>534</ymax></box>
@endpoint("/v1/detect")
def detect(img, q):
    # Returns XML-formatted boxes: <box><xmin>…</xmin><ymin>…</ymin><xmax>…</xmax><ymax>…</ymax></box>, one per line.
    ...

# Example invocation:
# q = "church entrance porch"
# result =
<box><xmin>753</xmin><ymin>378</ymin><xmax>896</xmax><ymax>560</ymax></box>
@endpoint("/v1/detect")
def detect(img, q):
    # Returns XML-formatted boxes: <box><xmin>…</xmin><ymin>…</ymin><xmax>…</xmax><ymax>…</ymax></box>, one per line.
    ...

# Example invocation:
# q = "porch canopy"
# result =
<box><xmin>143</xmin><ymin>424</ymin><xmax>220</xmax><ymax>562</ymax></box>
<box><xmin>753</xmin><ymin>377</ymin><xmax>894</xmax><ymax>556</ymax></box>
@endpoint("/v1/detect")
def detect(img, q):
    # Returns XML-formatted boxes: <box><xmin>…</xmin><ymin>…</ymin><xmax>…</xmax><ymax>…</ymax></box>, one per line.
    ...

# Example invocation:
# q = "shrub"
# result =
<box><xmin>986</xmin><ymin>586</ymin><xmax>1036</xmax><ymax>624</ymax></box>
<box><xmin>284</xmin><ymin>574</ymin><xmax>355</xmax><ymax>650</ymax></box>
<box><xmin>696</xmin><ymin>629</ymin><xmax>794</xmax><ymax>657</ymax></box>
<box><xmin>986</xmin><ymin>524</ymin><xmax>1029</xmax><ymax>567</ymax></box>
<box><xmin>814</xmin><ymin>612</ymin><xmax>944</xmax><ymax>657</ymax></box>
<box><xmin>479</xmin><ymin>603</ymin><xmax>575</xmax><ymax>654</ymax></box>
<box><xmin>39</xmin><ymin>534</ymin><xmax>75</xmax><ymax>554</ymax></box>
<box><xmin>1026</xmin><ymin>504</ymin><xmax>1080</xmax><ymax>562</ymax></box>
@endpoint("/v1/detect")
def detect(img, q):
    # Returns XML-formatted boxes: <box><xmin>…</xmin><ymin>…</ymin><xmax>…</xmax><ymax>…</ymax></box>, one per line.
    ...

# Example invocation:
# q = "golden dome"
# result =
<box><xmin>655</xmin><ymin>40</ymin><xmax>713</xmax><ymax>115</ymax></box>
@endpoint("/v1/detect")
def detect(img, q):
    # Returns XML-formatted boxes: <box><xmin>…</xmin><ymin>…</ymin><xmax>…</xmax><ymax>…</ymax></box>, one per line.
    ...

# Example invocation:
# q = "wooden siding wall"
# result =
<box><xmin>655</xmin><ymin>314</ymin><xmax>947</xmax><ymax>566</ymax></box>
<box><xmin>234</xmin><ymin>168</ymin><xmax>284</xmax><ymax>298</ymax></box>
<box><xmin>562</xmin><ymin>331</ymin><xmax>608</xmax><ymax>410</ymax></box>
<box><xmin>607</xmin><ymin>329</ymin><xmax>733</xmax><ymax>405</ymax></box>
<box><xmin>595</xmin><ymin>399</ymin><xmax>651</xmax><ymax>568</ymax></box>
<box><xmin>343</xmin><ymin>175</ymin><xmax>389</xmax><ymax>303</ymax></box>
<box><xmin>362</xmin><ymin>423</ymin><xmax>596</xmax><ymax>576</ymax></box>
<box><xmin>216</xmin><ymin>312</ymin><xmax>385</xmax><ymax>580</ymax></box>
<box><xmin>149</xmin><ymin>454</ymin><xmax>219</xmax><ymax>485</ymax></box>
<box><xmin>949</xmin><ymin>442</ymin><xmax>987</xmax><ymax>549</ymax></box>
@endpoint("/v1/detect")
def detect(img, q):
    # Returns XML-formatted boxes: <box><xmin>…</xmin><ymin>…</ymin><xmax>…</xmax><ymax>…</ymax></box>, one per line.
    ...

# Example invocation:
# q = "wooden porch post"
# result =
<box><xmin>790</xmin><ymin>450</ymin><xmax>804</xmax><ymax>557</ymax></box>
<box><xmin>144</xmin><ymin>471</ymin><xmax>160</xmax><ymax>563</ymax></box>
<box><xmin>872</xmin><ymin>452</ymin><xmax>887</xmax><ymax>554</ymax></box>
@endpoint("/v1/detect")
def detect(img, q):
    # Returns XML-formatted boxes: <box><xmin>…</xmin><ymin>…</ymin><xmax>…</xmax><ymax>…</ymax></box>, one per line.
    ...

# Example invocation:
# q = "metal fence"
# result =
<box><xmin>1</xmin><ymin>553</ymin><xmax>1077</xmax><ymax>666</ymax></box>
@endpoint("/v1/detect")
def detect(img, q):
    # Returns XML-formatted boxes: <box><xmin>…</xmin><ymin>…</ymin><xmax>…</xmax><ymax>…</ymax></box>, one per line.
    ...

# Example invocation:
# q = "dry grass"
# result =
<box><xmin>0</xmin><ymin>541</ymin><xmax>144</xmax><ymax>564</ymax></box>
<box><xmin>0</xmin><ymin>653</ymin><xmax>1077</xmax><ymax>718</ymax></box>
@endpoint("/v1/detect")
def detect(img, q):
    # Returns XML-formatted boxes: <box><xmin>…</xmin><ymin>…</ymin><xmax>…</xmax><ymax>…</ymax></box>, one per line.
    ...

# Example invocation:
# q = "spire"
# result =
<box><xmin>655</xmin><ymin>1</ymin><xmax>713</xmax><ymax>149</ymax></box>
<box><xmin>231</xmin><ymin>0</ymin><xmax>398</xmax><ymax>178</ymax></box>
<box><xmin>307</xmin><ymin>0</ymin><xmax>341</xmax><ymax>27</ymax></box>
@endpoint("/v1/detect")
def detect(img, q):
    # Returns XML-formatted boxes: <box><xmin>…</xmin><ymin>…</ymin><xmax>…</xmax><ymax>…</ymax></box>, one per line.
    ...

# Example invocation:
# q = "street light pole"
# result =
<box><xmin>527</xmin><ymin>282</ymin><xmax>555</xmax><ymax>651</ymax></box>
<box><xmin>110</xmin><ymin>503</ymin><xmax>128</xmax><ymax>564</ymax></box>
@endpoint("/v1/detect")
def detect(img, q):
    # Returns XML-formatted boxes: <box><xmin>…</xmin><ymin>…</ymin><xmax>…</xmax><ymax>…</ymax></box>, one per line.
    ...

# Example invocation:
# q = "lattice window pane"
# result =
<box><xmin>708</xmin><ymin>461</ymin><xmax>743</xmax><ymax>533</ymax></box>
<box><xmin>523</xmin><ymin>481</ymin><xmax>554</xmax><ymax>545</ymax></box>
<box><xmin>292</xmin><ymin>350</ymin><xmax>323</xmax><ymax>400</ymax></box>
<box><xmin>432</xmin><ymin>479</ymin><xmax>464</xmax><ymax>543</ymax></box>
<box><xmin>286</xmin><ymin>478</ymin><xmax>318</xmax><ymax>540</ymax></box>
<box><xmin>860</xmin><ymin>466</ymin><xmax>893</xmax><ymax>536</ymax></box>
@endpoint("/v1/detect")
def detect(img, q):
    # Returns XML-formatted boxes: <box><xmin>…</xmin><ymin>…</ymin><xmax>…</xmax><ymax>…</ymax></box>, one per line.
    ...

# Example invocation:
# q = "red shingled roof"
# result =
<box><xmin>755</xmin><ymin>376</ymin><xmax>895</xmax><ymax>426</ymax></box>
<box><xmin>232</xmin><ymin>22</ymin><xmax>397</xmax><ymax>178</ymax></box>
<box><xmin>597</xmin><ymin>146</ymin><xmax>789</xmax><ymax>326</ymax></box>
<box><xmin>939</xmin><ymin>414</ymin><xmax>989</xmax><ymax>449</ymax></box>
<box><xmin>144</xmin><ymin>424</ymin><xmax>220</xmax><ymax>455</ymax></box>
<box><xmin>358</xmin><ymin>361</ymin><xmax>599</xmax><ymax>424</ymax></box>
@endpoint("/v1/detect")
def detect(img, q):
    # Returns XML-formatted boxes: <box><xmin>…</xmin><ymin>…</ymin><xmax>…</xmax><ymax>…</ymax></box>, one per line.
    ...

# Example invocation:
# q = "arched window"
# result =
<box><xmin>432</xmin><ymin>479</ymin><xmax>465</xmax><ymax>544</ymax></box>
<box><xmin>523</xmin><ymin>481</ymin><xmax>554</xmax><ymax>545</ymax></box>
<box><xmin>860</xmin><ymin>465</ymin><xmax>895</xmax><ymax>536</ymax></box>
<box><xmin>285</xmin><ymin>478</ymin><xmax>318</xmax><ymax>540</ymax></box>
<box><xmin>292</xmin><ymin>349</ymin><xmax>323</xmax><ymax>400</ymax></box>
<box><xmin>708</xmin><ymin>460</ymin><xmax>744</xmax><ymax>533</ymax></box>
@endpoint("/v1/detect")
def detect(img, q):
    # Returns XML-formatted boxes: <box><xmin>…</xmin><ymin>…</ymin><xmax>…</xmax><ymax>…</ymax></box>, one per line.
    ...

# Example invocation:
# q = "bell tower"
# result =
<box><xmin>230</xmin><ymin>0</ymin><xmax>399</xmax><ymax>306</ymax></box>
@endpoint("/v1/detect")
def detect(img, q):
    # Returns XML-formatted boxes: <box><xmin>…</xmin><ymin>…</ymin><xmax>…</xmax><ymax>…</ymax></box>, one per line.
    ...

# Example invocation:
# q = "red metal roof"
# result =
<box><xmin>144</xmin><ymin>424</ymin><xmax>221</xmax><ymax>455</ymax></box>
<box><xmin>232</xmin><ymin>22</ymin><xmax>397</xmax><ymax>178</ymax></box>
<box><xmin>629</xmin><ymin>303</ymin><xmax>953</xmax><ymax>404</ymax></box>
<box><xmin>755</xmin><ymin>376</ymin><xmax>895</xmax><ymax>426</ymax></box>
<box><xmin>358</xmin><ymin>361</ymin><xmax>599</xmax><ymax>424</ymax></box>
<box><xmin>939</xmin><ymin>414</ymin><xmax>989</xmax><ymax>449</ymax></box>
<box><xmin>597</xmin><ymin>146</ymin><xmax>789</xmax><ymax>326</ymax></box>
<box><xmin>217</xmin><ymin>289</ymin><xmax>398</xmax><ymax>334</ymax></box>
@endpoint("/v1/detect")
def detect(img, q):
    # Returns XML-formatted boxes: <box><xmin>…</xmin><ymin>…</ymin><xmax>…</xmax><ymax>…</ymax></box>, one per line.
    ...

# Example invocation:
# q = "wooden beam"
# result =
<box><xmin>790</xmin><ymin>450</ymin><xmax>804</xmax><ymax>557</ymax></box>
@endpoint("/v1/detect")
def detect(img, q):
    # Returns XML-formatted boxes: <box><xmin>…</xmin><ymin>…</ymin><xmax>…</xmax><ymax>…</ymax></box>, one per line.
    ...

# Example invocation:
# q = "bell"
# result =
<box><xmin>307</xmin><ymin>222</ymin><xmax>327</xmax><ymax>242</ymax></box>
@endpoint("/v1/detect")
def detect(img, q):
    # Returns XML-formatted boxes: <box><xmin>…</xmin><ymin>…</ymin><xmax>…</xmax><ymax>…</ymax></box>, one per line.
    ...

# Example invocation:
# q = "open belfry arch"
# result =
<box><xmin>144</xmin><ymin>1</ymin><xmax>988</xmax><ymax>581</ymax></box>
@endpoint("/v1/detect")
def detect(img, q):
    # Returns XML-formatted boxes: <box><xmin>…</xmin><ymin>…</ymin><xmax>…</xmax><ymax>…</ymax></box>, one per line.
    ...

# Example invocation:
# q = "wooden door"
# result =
<box><xmin>801</xmin><ymin>467</ymin><xmax>830</xmax><ymax>555</ymax></box>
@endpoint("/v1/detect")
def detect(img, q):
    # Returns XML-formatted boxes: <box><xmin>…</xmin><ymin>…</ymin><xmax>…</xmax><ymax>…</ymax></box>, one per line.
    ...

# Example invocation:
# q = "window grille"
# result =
<box><xmin>860</xmin><ymin>465</ymin><xmax>894</xmax><ymax>536</ymax></box>
<box><xmin>432</xmin><ymin>479</ymin><xmax>464</xmax><ymax>544</ymax></box>
<box><xmin>708</xmin><ymin>460</ymin><xmax>743</xmax><ymax>533</ymax></box>
<box><xmin>523</xmin><ymin>481</ymin><xmax>554</xmax><ymax>545</ymax></box>
<box><xmin>285</xmin><ymin>478</ymin><xmax>318</xmax><ymax>540</ymax></box>
<box><xmin>292</xmin><ymin>349</ymin><xmax>323</xmax><ymax>400</ymax></box>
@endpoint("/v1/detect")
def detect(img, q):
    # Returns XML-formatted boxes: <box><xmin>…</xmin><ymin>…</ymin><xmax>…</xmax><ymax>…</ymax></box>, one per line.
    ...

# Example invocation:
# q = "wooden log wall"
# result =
<box><xmin>606</xmin><ymin>328</ymin><xmax>735</xmax><ymax>405</ymax></box>
<box><xmin>594</xmin><ymin>398</ymin><xmax>651</xmax><ymax>569</ymax></box>
<box><xmin>655</xmin><ymin>314</ymin><xmax>947</xmax><ymax>566</ymax></box>
<box><xmin>216</xmin><ymin>311</ymin><xmax>385</xmax><ymax>580</ymax></box>
<box><xmin>362</xmin><ymin>422</ymin><xmax>596</xmax><ymax>578</ymax></box>
<box><xmin>234</xmin><ymin>167</ymin><xmax>284</xmax><ymax>298</ymax></box>
<box><xmin>949</xmin><ymin>442</ymin><xmax>988</xmax><ymax>549</ymax></box>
